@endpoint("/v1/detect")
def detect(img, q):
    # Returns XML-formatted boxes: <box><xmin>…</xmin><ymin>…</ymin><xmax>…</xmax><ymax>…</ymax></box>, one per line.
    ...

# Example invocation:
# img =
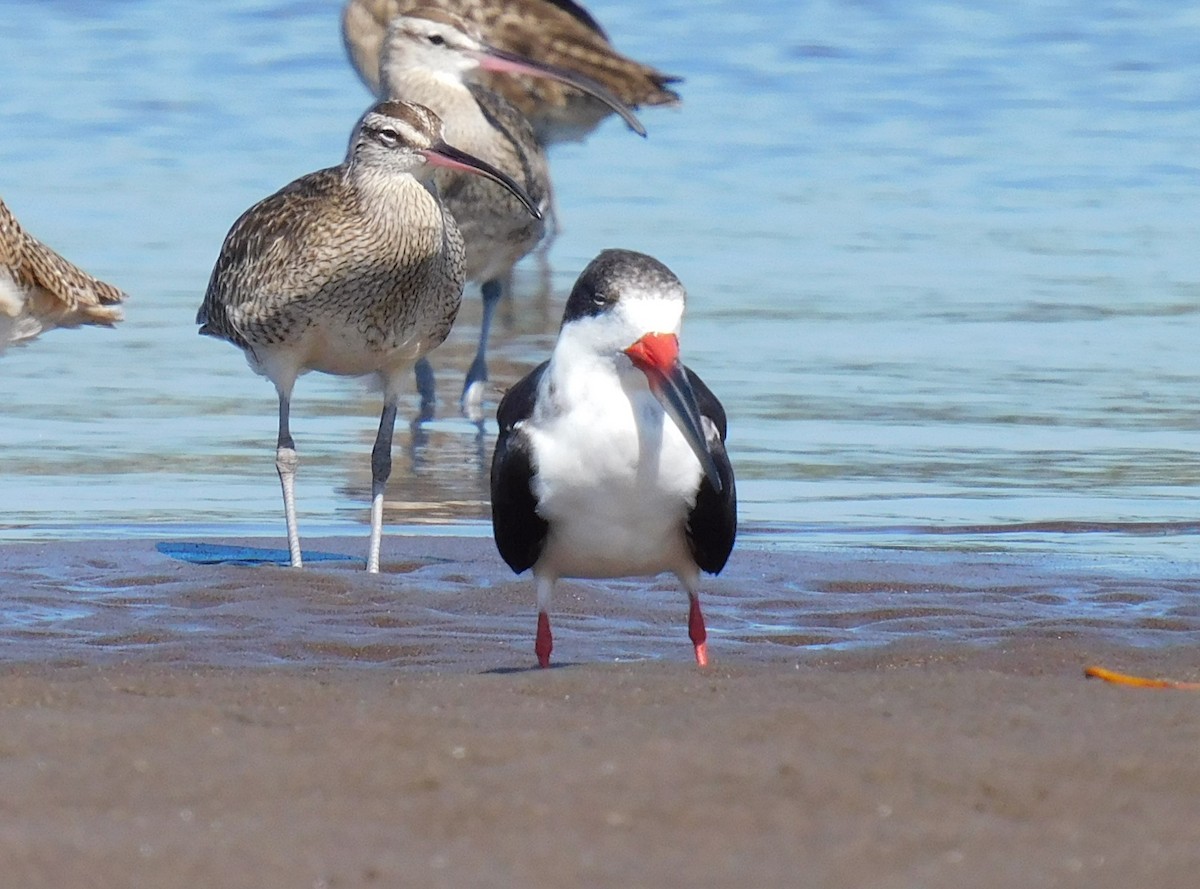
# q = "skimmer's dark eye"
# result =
<box><xmin>377</xmin><ymin>128</ymin><xmax>400</xmax><ymax>147</ymax></box>
<box><xmin>563</xmin><ymin>277</ymin><xmax>622</xmax><ymax>322</ymax></box>
<box><xmin>428</xmin><ymin>33</ymin><xmax>446</xmax><ymax>46</ymax></box>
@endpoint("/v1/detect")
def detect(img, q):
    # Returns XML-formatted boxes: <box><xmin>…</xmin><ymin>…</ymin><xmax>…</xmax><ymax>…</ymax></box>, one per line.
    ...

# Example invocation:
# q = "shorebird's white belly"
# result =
<box><xmin>0</xmin><ymin>273</ymin><xmax>21</xmax><ymax>351</ymax></box>
<box><xmin>247</xmin><ymin>326</ymin><xmax>430</xmax><ymax>392</ymax></box>
<box><xmin>528</xmin><ymin>384</ymin><xmax>704</xmax><ymax>579</ymax></box>
<box><xmin>0</xmin><ymin>271</ymin><xmax>46</xmax><ymax>350</ymax></box>
<box><xmin>297</xmin><ymin>323</ymin><xmax>428</xmax><ymax>377</ymax></box>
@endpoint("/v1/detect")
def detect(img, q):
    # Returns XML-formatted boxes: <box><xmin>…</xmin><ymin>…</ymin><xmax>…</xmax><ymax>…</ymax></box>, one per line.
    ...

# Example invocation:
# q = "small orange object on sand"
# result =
<box><xmin>1084</xmin><ymin>664</ymin><xmax>1200</xmax><ymax>690</ymax></box>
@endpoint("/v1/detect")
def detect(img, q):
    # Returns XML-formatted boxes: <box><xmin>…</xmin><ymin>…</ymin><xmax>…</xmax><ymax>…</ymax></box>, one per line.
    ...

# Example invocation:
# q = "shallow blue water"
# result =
<box><xmin>2</xmin><ymin>0</ymin><xmax>1199</xmax><ymax>560</ymax></box>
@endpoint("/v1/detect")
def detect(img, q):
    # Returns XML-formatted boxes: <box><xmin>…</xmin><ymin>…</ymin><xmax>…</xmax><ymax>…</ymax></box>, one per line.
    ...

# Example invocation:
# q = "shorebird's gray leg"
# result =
<box><xmin>274</xmin><ymin>391</ymin><xmax>302</xmax><ymax>568</ymax></box>
<box><xmin>461</xmin><ymin>278</ymin><xmax>504</xmax><ymax>420</ymax></box>
<box><xmin>367</xmin><ymin>399</ymin><xmax>399</xmax><ymax>573</ymax></box>
<box><xmin>413</xmin><ymin>356</ymin><xmax>436</xmax><ymax>420</ymax></box>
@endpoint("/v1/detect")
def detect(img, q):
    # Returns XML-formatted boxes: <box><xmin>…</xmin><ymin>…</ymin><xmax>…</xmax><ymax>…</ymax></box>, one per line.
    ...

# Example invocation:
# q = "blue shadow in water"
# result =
<box><xmin>157</xmin><ymin>542</ymin><xmax>359</xmax><ymax>567</ymax></box>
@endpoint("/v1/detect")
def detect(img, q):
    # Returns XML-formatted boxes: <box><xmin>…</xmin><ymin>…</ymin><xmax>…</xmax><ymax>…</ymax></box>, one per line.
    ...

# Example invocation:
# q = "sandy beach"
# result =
<box><xmin>1</xmin><ymin>644</ymin><xmax>1199</xmax><ymax>888</ymax></box>
<box><xmin>0</xmin><ymin>537</ymin><xmax>1199</xmax><ymax>887</ymax></box>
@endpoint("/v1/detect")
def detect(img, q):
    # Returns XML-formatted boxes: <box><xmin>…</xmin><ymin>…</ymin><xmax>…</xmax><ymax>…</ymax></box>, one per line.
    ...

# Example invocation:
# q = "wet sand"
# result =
<box><xmin>1</xmin><ymin>537</ymin><xmax>1199</xmax><ymax>887</ymax></box>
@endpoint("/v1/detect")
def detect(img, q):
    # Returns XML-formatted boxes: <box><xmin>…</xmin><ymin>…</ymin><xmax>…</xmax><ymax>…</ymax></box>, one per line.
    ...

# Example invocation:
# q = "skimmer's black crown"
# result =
<box><xmin>561</xmin><ymin>249</ymin><xmax>685</xmax><ymax>325</ymax></box>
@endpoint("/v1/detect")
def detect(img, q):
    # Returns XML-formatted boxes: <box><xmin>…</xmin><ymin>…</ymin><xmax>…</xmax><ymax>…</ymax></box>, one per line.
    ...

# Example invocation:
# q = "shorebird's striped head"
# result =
<box><xmin>381</xmin><ymin>11</ymin><xmax>646</xmax><ymax>136</ymax></box>
<box><xmin>348</xmin><ymin>100</ymin><xmax>541</xmax><ymax>219</ymax></box>
<box><xmin>380</xmin><ymin>9</ymin><xmax>486</xmax><ymax>82</ymax></box>
<box><xmin>349</xmin><ymin>99</ymin><xmax>444</xmax><ymax>164</ymax></box>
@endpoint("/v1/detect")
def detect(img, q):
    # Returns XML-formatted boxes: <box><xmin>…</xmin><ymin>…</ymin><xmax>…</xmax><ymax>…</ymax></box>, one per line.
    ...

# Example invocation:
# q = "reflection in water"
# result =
<box><xmin>340</xmin><ymin>415</ymin><xmax>493</xmax><ymax>526</ymax></box>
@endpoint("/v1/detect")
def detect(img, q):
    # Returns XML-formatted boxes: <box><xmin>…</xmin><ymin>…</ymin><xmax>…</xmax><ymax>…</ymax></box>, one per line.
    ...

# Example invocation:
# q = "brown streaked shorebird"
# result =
<box><xmin>196</xmin><ymin>100</ymin><xmax>540</xmax><ymax>573</ymax></box>
<box><xmin>379</xmin><ymin>9</ymin><xmax>644</xmax><ymax>417</ymax></box>
<box><xmin>342</xmin><ymin>0</ymin><xmax>680</xmax><ymax>146</ymax></box>
<box><xmin>0</xmin><ymin>197</ymin><xmax>125</xmax><ymax>354</ymax></box>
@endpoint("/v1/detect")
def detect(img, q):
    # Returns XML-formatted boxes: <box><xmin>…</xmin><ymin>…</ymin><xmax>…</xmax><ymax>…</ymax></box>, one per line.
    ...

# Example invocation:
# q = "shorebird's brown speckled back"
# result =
<box><xmin>0</xmin><ymin>197</ymin><xmax>125</xmax><ymax>351</ymax></box>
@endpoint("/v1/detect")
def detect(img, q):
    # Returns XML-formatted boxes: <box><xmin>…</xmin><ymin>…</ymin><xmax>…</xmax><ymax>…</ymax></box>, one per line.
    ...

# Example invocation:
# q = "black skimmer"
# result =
<box><xmin>490</xmin><ymin>249</ymin><xmax>736</xmax><ymax>666</ymax></box>
<box><xmin>197</xmin><ymin>100</ymin><xmax>539</xmax><ymax>572</ymax></box>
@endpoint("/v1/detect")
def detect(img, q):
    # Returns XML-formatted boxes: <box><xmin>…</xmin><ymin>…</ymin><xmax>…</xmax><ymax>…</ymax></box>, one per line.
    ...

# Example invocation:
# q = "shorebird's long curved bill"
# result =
<box><xmin>625</xmin><ymin>333</ymin><xmax>723</xmax><ymax>493</ymax></box>
<box><xmin>474</xmin><ymin>46</ymin><xmax>647</xmax><ymax>137</ymax></box>
<box><xmin>422</xmin><ymin>142</ymin><xmax>543</xmax><ymax>219</ymax></box>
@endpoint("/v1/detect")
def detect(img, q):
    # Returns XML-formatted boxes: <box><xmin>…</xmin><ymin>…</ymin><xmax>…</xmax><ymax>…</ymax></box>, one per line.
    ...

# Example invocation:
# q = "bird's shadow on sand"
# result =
<box><xmin>156</xmin><ymin>541</ymin><xmax>359</xmax><ymax>567</ymax></box>
<box><xmin>482</xmin><ymin>663</ymin><xmax>577</xmax><ymax>675</ymax></box>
